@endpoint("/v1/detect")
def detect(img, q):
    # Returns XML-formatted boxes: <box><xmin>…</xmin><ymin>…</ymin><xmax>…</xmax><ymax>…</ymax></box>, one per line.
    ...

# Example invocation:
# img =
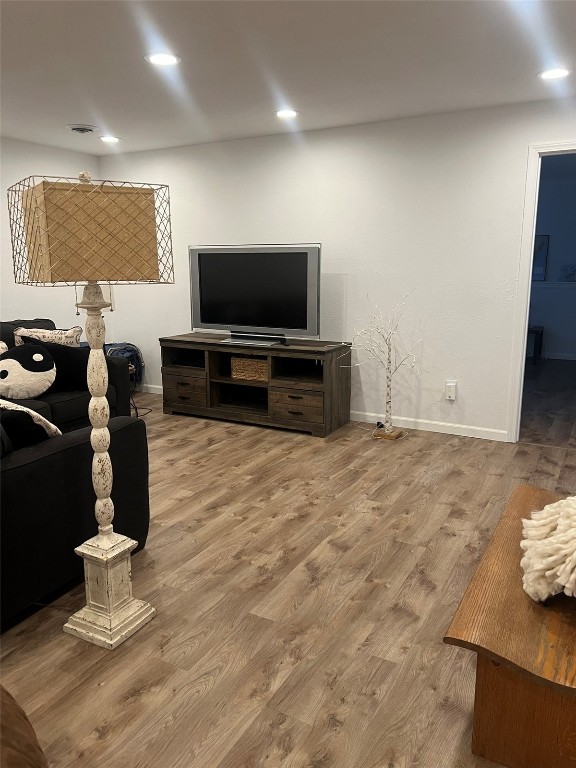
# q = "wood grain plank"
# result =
<box><xmin>2</xmin><ymin>394</ymin><xmax>576</xmax><ymax>768</ymax></box>
<box><xmin>365</xmin><ymin>523</ymin><xmax>474</xmax><ymax>663</ymax></box>
<box><xmin>284</xmin><ymin>654</ymin><xmax>398</xmax><ymax>768</ymax></box>
<box><xmin>214</xmin><ymin>706</ymin><xmax>310</xmax><ymax>768</ymax></box>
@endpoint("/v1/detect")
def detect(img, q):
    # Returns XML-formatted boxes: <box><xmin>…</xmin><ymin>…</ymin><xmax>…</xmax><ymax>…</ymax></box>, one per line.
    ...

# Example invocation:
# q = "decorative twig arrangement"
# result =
<box><xmin>351</xmin><ymin>294</ymin><xmax>421</xmax><ymax>439</ymax></box>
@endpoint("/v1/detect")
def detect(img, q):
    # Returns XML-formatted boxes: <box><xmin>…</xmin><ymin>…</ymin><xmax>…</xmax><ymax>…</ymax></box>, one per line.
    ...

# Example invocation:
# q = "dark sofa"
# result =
<box><xmin>1</xmin><ymin>416</ymin><xmax>150</xmax><ymax>629</ymax></box>
<box><xmin>1</xmin><ymin>318</ymin><xmax>131</xmax><ymax>431</ymax></box>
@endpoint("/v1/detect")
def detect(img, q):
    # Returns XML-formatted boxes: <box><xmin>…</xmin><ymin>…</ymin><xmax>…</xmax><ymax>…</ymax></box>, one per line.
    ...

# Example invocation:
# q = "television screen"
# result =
<box><xmin>200</xmin><ymin>251</ymin><xmax>308</xmax><ymax>329</ymax></box>
<box><xmin>189</xmin><ymin>245</ymin><xmax>320</xmax><ymax>338</ymax></box>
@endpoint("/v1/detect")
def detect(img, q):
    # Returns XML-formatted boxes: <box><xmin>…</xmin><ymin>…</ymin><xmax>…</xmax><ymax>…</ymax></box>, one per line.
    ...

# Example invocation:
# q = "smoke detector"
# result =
<box><xmin>67</xmin><ymin>124</ymin><xmax>98</xmax><ymax>135</ymax></box>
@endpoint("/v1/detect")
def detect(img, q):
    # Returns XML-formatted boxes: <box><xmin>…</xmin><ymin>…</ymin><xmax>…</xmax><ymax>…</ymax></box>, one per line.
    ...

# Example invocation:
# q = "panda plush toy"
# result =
<box><xmin>0</xmin><ymin>342</ymin><xmax>56</xmax><ymax>399</ymax></box>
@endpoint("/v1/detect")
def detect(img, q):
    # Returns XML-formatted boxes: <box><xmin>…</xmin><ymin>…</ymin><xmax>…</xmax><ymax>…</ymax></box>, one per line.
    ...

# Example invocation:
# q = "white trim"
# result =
<box><xmin>136</xmin><ymin>393</ymin><xmax>509</xmax><ymax>441</ymax></box>
<box><xmin>350</xmin><ymin>410</ymin><xmax>509</xmax><ymax>442</ymax></box>
<box><xmin>139</xmin><ymin>383</ymin><xmax>163</xmax><ymax>395</ymax></box>
<box><xmin>508</xmin><ymin>140</ymin><xmax>576</xmax><ymax>443</ymax></box>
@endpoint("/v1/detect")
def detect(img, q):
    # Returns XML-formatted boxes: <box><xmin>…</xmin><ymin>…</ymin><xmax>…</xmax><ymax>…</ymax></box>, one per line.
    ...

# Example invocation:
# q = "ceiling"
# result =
<box><xmin>1</xmin><ymin>0</ymin><xmax>575</xmax><ymax>157</ymax></box>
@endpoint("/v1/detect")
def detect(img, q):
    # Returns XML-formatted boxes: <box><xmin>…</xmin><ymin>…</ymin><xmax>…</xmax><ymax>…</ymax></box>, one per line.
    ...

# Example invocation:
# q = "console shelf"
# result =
<box><xmin>210</xmin><ymin>376</ymin><xmax>269</xmax><ymax>388</ymax></box>
<box><xmin>159</xmin><ymin>333</ymin><xmax>351</xmax><ymax>437</ymax></box>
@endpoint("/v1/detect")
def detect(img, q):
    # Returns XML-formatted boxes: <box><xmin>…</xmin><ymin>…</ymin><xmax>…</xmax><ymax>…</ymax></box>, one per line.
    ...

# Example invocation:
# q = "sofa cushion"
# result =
<box><xmin>2</xmin><ymin>387</ymin><xmax>118</xmax><ymax>431</ymax></box>
<box><xmin>0</xmin><ymin>425</ymin><xmax>12</xmax><ymax>457</ymax></box>
<box><xmin>0</xmin><ymin>344</ymin><xmax>56</xmax><ymax>399</ymax></box>
<box><xmin>41</xmin><ymin>386</ymin><xmax>117</xmax><ymax>427</ymax></box>
<box><xmin>0</xmin><ymin>319</ymin><xmax>55</xmax><ymax>349</ymax></box>
<box><xmin>20</xmin><ymin>336</ymin><xmax>90</xmax><ymax>392</ymax></box>
<box><xmin>0</xmin><ymin>399</ymin><xmax>61</xmax><ymax>454</ymax></box>
<box><xmin>14</xmin><ymin>325</ymin><xmax>82</xmax><ymax>348</ymax></box>
<box><xmin>0</xmin><ymin>411</ymin><xmax>50</xmax><ymax>455</ymax></box>
<box><xmin>2</xmin><ymin>398</ymin><xmax>52</xmax><ymax>421</ymax></box>
<box><xmin>41</xmin><ymin>390</ymin><xmax>91</xmax><ymax>425</ymax></box>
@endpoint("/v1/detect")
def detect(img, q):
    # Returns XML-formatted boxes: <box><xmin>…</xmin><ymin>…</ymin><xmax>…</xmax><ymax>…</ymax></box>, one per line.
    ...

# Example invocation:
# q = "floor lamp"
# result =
<box><xmin>7</xmin><ymin>174</ymin><xmax>174</xmax><ymax>649</ymax></box>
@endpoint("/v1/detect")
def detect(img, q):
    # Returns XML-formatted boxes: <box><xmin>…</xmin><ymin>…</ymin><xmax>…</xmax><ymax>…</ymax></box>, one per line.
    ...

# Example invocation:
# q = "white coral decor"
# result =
<box><xmin>520</xmin><ymin>495</ymin><xmax>576</xmax><ymax>602</ymax></box>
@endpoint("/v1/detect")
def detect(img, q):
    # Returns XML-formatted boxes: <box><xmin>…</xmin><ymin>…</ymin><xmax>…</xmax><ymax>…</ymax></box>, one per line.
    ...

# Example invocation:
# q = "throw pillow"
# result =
<box><xmin>0</xmin><ymin>344</ymin><xmax>56</xmax><ymax>399</ymax></box>
<box><xmin>0</xmin><ymin>319</ymin><xmax>55</xmax><ymax>350</ymax></box>
<box><xmin>14</xmin><ymin>325</ymin><xmax>82</xmax><ymax>347</ymax></box>
<box><xmin>0</xmin><ymin>399</ymin><xmax>61</xmax><ymax>454</ymax></box>
<box><xmin>18</xmin><ymin>336</ymin><xmax>89</xmax><ymax>391</ymax></box>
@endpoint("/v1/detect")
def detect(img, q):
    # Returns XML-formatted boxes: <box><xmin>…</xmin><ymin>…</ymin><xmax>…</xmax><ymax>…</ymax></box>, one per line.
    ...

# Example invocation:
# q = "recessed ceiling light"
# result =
<box><xmin>276</xmin><ymin>109</ymin><xmax>299</xmax><ymax>119</ymax></box>
<box><xmin>145</xmin><ymin>53</ymin><xmax>181</xmax><ymax>66</ymax></box>
<box><xmin>539</xmin><ymin>68</ymin><xmax>571</xmax><ymax>80</ymax></box>
<box><xmin>100</xmin><ymin>136</ymin><xmax>120</xmax><ymax>144</ymax></box>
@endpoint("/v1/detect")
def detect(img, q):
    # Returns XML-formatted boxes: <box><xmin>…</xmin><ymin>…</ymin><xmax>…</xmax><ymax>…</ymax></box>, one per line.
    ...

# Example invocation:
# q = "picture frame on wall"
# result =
<box><xmin>532</xmin><ymin>235</ymin><xmax>549</xmax><ymax>281</ymax></box>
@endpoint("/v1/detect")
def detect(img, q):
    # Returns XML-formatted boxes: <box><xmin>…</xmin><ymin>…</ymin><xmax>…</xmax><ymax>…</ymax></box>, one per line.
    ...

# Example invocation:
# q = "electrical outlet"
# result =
<box><xmin>445</xmin><ymin>380</ymin><xmax>457</xmax><ymax>401</ymax></box>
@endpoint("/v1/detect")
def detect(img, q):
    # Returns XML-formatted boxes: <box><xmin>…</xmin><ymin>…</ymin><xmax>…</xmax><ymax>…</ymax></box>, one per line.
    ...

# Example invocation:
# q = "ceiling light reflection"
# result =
<box><xmin>145</xmin><ymin>53</ymin><xmax>181</xmax><ymax>66</ymax></box>
<box><xmin>276</xmin><ymin>109</ymin><xmax>299</xmax><ymax>119</ymax></box>
<box><xmin>539</xmin><ymin>68</ymin><xmax>571</xmax><ymax>80</ymax></box>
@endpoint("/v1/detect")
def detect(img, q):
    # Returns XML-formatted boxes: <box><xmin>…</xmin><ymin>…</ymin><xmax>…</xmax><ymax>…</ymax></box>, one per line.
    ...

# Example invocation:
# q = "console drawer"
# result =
<box><xmin>269</xmin><ymin>389</ymin><xmax>324</xmax><ymax>423</ymax></box>
<box><xmin>163</xmin><ymin>373</ymin><xmax>207</xmax><ymax>406</ymax></box>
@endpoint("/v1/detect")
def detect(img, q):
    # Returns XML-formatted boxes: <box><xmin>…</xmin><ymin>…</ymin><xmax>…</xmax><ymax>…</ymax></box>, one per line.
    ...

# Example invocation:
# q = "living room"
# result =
<box><xmin>1</xmin><ymin>2</ymin><xmax>575</xmax><ymax>767</ymax></box>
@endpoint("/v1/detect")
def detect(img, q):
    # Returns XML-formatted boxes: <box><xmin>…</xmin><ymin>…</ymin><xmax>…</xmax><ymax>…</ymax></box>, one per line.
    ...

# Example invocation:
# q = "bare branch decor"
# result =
<box><xmin>351</xmin><ymin>295</ymin><xmax>421</xmax><ymax>440</ymax></box>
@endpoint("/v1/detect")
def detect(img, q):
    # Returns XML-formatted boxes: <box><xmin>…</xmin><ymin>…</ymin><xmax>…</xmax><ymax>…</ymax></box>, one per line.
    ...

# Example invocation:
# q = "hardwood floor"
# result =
<box><xmin>520</xmin><ymin>359</ymin><xmax>576</xmax><ymax>448</ymax></box>
<box><xmin>2</xmin><ymin>394</ymin><xmax>575</xmax><ymax>768</ymax></box>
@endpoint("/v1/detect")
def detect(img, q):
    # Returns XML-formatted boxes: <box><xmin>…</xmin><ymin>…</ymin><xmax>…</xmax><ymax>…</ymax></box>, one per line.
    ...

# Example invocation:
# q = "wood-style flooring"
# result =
<box><xmin>2</xmin><ymin>394</ymin><xmax>575</xmax><ymax>768</ymax></box>
<box><xmin>520</xmin><ymin>359</ymin><xmax>576</xmax><ymax>448</ymax></box>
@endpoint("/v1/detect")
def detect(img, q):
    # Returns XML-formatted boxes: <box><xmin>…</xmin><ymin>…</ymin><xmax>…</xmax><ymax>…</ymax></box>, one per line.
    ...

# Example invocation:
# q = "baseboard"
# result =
<box><xmin>138</xmin><ymin>383</ymin><xmax>163</xmax><ymax>395</ymax></box>
<box><xmin>350</xmin><ymin>411</ymin><xmax>510</xmax><ymax>442</ymax></box>
<box><xmin>543</xmin><ymin>353</ymin><xmax>576</xmax><ymax>361</ymax></box>
<box><xmin>133</xmin><ymin>396</ymin><xmax>511</xmax><ymax>441</ymax></box>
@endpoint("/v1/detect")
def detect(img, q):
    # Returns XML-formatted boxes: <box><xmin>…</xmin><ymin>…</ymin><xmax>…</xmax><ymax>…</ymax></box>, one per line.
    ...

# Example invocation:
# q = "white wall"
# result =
<box><xmin>0</xmin><ymin>138</ymin><xmax>102</xmax><ymax>332</ymax></box>
<box><xmin>3</xmin><ymin>99</ymin><xmax>576</xmax><ymax>439</ymax></box>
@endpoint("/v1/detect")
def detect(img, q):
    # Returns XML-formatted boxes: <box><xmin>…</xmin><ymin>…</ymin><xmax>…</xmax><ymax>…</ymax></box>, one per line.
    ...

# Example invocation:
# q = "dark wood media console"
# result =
<box><xmin>159</xmin><ymin>333</ymin><xmax>351</xmax><ymax>437</ymax></box>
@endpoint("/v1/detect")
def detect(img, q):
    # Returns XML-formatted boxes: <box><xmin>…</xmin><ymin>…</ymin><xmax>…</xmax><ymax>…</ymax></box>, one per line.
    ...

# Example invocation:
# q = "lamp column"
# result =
<box><xmin>63</xmin><ymin>281</ymin><xmax>155</xmax><ymax>649</ymax></box>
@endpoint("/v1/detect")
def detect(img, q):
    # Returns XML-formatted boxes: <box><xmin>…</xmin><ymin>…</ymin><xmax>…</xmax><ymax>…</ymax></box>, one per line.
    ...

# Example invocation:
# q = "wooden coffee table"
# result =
<box><xmin>444</xmin><ymin>485</ymin><xmax>576</xmax><ymax>768</ymax></box>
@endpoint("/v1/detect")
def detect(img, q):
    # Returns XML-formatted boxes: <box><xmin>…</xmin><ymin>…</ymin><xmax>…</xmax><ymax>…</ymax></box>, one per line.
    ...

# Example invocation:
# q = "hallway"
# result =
<box><xmin>520</xmin><ymin>359</ymin><xmax>576</xmax><ymax>448</ymax></box>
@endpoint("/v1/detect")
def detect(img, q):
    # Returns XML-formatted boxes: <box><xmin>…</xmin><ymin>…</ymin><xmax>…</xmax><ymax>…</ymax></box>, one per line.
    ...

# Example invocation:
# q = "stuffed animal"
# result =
<box><xmin>0</xmin><ymin>343</ymin><xmax>56</xmax><ymax>399</ymax></box>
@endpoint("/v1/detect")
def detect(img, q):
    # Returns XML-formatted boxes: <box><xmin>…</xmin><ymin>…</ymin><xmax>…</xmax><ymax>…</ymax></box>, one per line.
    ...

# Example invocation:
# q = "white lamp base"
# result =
<box><xmin>64</xmin><ymin>282</ymin><xmax>155</xmax><ymax>649</ymax></box>
<box><xmin>63</xmin><ymin>531</ymin><xmax>156</xmax><ymax>650</ymax></box>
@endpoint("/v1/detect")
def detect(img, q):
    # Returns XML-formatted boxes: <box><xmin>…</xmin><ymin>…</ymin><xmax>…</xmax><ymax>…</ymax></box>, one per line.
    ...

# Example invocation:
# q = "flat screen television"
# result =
<box><xmin>189</xmin><ymin>244</ymin><xmax>320</xmax><ymax>344</ymax></box>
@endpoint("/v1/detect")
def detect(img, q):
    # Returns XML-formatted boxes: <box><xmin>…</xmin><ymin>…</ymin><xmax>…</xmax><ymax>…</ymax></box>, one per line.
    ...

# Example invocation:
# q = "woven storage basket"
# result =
<box><xmin>231</xmin><ymin>357</ymin><xmax>268</xmax><ymax>382</ymax></box>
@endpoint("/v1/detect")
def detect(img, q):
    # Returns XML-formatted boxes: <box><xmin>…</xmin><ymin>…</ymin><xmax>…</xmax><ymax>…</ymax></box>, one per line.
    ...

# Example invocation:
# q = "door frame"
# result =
<box><xmin>508</xmin><ymin>140</ymin><xmax>576</xmax><ymax>442</ymax></box>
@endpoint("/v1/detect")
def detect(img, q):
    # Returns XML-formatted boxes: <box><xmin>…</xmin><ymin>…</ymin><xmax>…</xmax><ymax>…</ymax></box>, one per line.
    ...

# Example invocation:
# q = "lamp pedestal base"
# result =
<box><xmin>63</xmin><ymin>531</ymin><xmax>155</xmax><ymax>650</ymax></box>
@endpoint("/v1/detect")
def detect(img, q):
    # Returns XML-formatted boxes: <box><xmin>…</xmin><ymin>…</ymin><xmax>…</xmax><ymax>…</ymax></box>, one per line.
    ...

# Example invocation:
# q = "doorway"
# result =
<box><xmin>511</xmin><ymin>144</ymin><xmax>576</xmax><ymax>446</ymax></box>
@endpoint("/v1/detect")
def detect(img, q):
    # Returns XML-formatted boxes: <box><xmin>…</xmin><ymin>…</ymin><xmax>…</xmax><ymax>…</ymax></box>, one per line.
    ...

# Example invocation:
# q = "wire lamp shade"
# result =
<box><xmin>7</xmin><ymin>175</ymin><xmax>174</xmax><ymax>285</ymax></box>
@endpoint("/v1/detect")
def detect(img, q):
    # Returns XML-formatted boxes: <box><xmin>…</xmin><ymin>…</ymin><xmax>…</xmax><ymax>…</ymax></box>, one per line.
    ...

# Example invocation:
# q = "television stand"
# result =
<box><xmin>159</xmin><ymin>332</ymin><xmax>351</xmax><ymax>437</ymax></box>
